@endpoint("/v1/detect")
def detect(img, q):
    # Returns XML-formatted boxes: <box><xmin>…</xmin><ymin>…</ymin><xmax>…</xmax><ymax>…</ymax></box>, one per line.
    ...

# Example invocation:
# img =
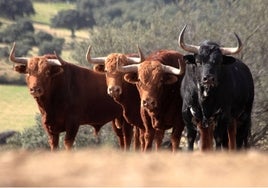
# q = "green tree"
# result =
<box><xmin>0</xmin><ymin>0</ymin><xmax>35</xmax><ymax>20</ymax></box>
<box><xmin>51</xmin><ymin>9</ymin><xmax>95</xmax><ymax>38</ymax></box>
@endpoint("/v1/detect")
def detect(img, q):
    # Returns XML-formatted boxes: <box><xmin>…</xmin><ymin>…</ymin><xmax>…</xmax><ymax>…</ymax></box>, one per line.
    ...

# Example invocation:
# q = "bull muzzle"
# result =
<box><xmin>107</xmin><ymin>85</ymin><xmax>122</xmax><ymax>98</ymax></box>
<box><xmin>29</xmin><ymin>86</ymin><xmax>44</xmax><ymax>98</ymax></box>
<box><xmin>142</xmin><ymin>97</ymin><xmax>157</xmax><ymax>111</ymax></box>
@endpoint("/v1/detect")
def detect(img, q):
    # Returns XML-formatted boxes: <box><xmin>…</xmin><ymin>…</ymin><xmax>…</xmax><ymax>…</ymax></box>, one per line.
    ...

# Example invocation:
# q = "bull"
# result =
<box><xmin>9</xmin><ymin>43</ymin><xmax>133</xmax><ymax>151</ymax></box>
<box><xmin>178</xmin><ymin>25</ymin><xmax>254</xmax><ymax>151</ymax></box>
<box><xmin>117</xmin><ymin>49</ymin><xmax>185</xmax><ymax>152</ymax></box>
<box><xmin>86</xmin><ymin>46</ymin><xmax>145</xmax><ymax>151</ymax></box>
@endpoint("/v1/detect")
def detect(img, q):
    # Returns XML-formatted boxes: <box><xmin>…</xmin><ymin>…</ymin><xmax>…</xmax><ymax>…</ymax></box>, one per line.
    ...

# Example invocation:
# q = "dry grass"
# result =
<box><xmin>0</xmin><ymin>148</ymin><xmax>267</xmax><ymax>187</ymax></box>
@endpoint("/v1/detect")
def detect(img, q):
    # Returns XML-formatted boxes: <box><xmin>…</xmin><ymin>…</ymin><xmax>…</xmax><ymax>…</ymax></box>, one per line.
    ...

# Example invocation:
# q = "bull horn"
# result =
<box><xmin>127</xmin><ymin>45</ymin><xmax>145</xmax><ymax>64</ymax></box>
<box><xmin>86</xmin><ymin>45</ymin><xmax>106</xmax><ymax>65</ymax></box>
<box><xmin>220</xmin><ymin>33</ymin><xmax>242</xmax><ymax>55</ymax></box>
<box><xmin>162</xmin><ymin>59</ymin><xmax>185</xmax><ymax>76</ymax></box>
<box><xmin>9</xmin><ymin>42</ymin><xmax>28</xmax><ymax>65</ymax></box>
<box><xmin>116</xmin><ymin>62</ymin><xmax>140</xmax><ymax>73</ymax></box>
<box><xmin>178</xmin><ymin>25</ymin><xmax>200</xmax><ymax>53</ymax></box>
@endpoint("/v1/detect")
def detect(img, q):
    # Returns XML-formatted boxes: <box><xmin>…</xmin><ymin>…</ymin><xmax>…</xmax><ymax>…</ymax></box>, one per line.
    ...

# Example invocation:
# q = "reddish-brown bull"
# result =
<box><xmin>117</xmin><ymin>49</ymin><xmax>185</xmax><ymax>152</ymax></box>
<box><xmin>86</xmin><ymin>46</ymin><xmax>145</xmax><ymax>151</ymax></box>
<box><xmin>9</xmin><ymin>43</ymin><xmax>133</xmax><ymax>151</ymax></box>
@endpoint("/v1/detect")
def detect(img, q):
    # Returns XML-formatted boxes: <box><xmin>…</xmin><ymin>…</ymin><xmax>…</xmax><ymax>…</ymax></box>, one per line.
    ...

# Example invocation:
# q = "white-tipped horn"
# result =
<box><xmin>220</xmin><ymin>33</ymin><xmax>243</xmax><ymax>55</ymax></box>
<box><xmin>162</xmin><ymin>64</ymin><xmax>183</xmax><ymax>75</ymax></box>
<box><xmin>116</xmin><ymin>62</ymin><xmax>140</xmax><ymax>73</ymax></box>
<box><xmin>47</xmin><ymin>59</ymin><xmax>62</xmax><ymax>66</ymax></box>
<box><xmin>9</xmin><ymin>42</ymin><xmax>28</xmax><ymax>65</ymax></box>
<box><xmin>127</xmin><ymin>45</ymin><xmax>145</xmax><ymax>64</ymax></box>
<box><xmin>86</xmin><ymin>45</ymin><xmax>106</xmax><ymax>65</ymax></box>
<box><xmin>178</xmin><ymin>25</ymin><xmax>200</xmax><ymax>53</ymax></box>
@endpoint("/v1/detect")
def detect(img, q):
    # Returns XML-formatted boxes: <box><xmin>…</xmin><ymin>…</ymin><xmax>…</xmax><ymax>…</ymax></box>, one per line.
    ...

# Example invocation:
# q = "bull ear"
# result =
<box><xmin>93</xmin><ymin>64</ymin><xmax>105</xmax><ymax>73</ymax></box>
<box><xmin>164</xmin><ymin>75</ymin><xmax>178</xmax><ymax>85</ymax></box>
<box><xmin>124</xmin><ymin>73</ymin><xmax>139</xmax><ymax>84</ymax></box>
<box><xmin>14</xmin><ymin>64</ymin><xmax>28</xmax><ymax>74</ymax></box>
<box><xmin>49</xmin><ymin>66</ymin><xmax>64</xmax><ymax>77</ymax></box>
<box><xmin>183</xmin><ymin>55</ymin><xmax>195</xmax><ymax>64</ymax></box>
<box><xmin>222</xmin><ymin>56</ymin><xmax>236</xmax><ymax>65</ymax></box>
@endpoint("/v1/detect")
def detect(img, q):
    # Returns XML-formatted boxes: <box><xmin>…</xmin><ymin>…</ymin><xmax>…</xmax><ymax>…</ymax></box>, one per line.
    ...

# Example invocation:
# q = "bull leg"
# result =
<box><xmin>133</xmin><ymin>126</ymin><xmax>140</xmax><ymax>151</ymax></box>
<box><xmin>144</xmin><ymin>127</ymin><xmax>155</xmax><ymax>151</ymax></box>
<box><xmin>64</xmin><ymin>125</ymin><xmax>79</xmax><ymax>150</ymax></box>
<box><xmin>112</xmin><ymin>120</ymin><xmax>125</xmax><ymax>150</ymax></box>
<box><xmin>171</xmin><ymin>126</ymin><xmax>184</xmax><ymax>152</ymax></box>
<box><xmin>139</xmin><ymin>129</ymin><xmax>145</xmax><ymax>152</ymax></box>
<box><xmin>154</xmin><ymin>129</ymin><xmax>164</xmax><ymax>151</ymax></box>
<box><xmin>122</xmin><ymin>120</ymin><xmax>133</xmax><ymax>151</ymax></box>
<box><xmin>48</xmin><ymin>133</ymin><xmax>59</xmax><ymax>151</ymax></box>
<box><xmin>197</xmin><ymin>122</ymin><xmax>214</xmax><ymax>151</ymax></box>
<box><xmin>186</xmin><ymin>126</ymin><xmax>197</xmax><ymax>151</ymax></box>
<box><xmin>228</xmin><ymin>119</ymin><xmax>237</xmax><ymax>150</ymax></box>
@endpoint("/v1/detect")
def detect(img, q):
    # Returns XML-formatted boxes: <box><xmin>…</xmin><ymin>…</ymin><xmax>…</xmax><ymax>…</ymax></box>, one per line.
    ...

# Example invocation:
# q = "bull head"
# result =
<box><xmin>9</xmin><ymin>42</ymin><xmax>63</xmax><ymax>98</ymax></box>
<box><xmin>178</xmin><ymin>25</ymin><xmax>242</xmax><ymax>55</ymax></box>
<box><xmin>86</xmin><ymin>45</ymin><xmax>145</xmax><ymax>73</ymax></box>
<box><xmin>9</xmin><ymin>42</ymin><xmax>62</xmax><ymax>74</ymax></box>
<box><xmin>117</xmin><ymin>58</ymin><xmax>185</xmax><ymax>76</ymax></box>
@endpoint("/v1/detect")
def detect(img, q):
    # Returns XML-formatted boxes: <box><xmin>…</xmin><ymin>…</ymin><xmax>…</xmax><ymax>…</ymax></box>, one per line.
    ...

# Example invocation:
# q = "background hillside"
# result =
<box><xmin>0</xmin><ymin>0</ymin><xmax>267</xmax><ymax>150</ymax></box>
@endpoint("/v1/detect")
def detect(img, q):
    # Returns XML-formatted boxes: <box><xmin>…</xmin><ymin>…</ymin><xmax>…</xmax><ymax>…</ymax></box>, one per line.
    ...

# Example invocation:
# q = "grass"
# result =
<box><xmin>0</xmin><ymin>84</ymin><xmax>38</xmax><ymax>132</ymax></box>
<box><xmin>31</xmin><ymin>2</ymin><xmax>75</xmax><ymax>25</ymax></box>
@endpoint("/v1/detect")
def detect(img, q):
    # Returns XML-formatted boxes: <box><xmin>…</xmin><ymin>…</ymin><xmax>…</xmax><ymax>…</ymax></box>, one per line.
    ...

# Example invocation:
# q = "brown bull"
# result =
<box><xmin>9</xmin><ymin>43</ymin><xmax>133</xmax><ymax>151</ymax></box>
<box><xmin>117</xmin><ymin>49</ymin><xmax>185</xmax><ymax>152</ymax></box>
<box><xmin>86</xmin><ymin>46</ymin><xmax>145</xmax><ymax>151</ymax></box>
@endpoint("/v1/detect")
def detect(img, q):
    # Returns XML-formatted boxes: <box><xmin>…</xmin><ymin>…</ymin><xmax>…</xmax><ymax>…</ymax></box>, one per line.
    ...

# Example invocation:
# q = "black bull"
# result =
<box><xmin>179</xmin><ymin>26</ymin><xmax>254</xmax><ymax>151</ymax></box>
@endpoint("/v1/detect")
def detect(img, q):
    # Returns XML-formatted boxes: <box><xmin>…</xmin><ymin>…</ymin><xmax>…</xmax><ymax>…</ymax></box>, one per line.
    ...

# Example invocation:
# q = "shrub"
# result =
<box><xmin>6</xmin><ymin>114</ymin><xmax>118</xmax><ymax>150</ymax></box>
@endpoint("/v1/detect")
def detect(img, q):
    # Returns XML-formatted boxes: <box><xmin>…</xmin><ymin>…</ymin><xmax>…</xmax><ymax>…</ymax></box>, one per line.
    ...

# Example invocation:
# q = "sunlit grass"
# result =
<box><xmin>0</xmin><ymin>85</ymin><xmax>38</xmax><ymax>132</ymax></box>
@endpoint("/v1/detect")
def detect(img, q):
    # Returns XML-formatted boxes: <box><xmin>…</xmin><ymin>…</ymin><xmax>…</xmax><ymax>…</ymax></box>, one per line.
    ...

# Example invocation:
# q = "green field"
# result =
<box><xmin>0</xmin><ymin>84</ymin><xmax>38</xmax><ymax>132</ymax></box>
<box><xmin>31</xmin><ymin>2</ymin><xmax>75</xmax><ymax>25</ymax></box>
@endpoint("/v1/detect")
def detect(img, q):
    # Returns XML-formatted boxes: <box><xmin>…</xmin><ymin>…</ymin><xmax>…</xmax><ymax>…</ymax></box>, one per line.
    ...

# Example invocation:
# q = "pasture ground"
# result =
<box><xmin>0</xmin><ymin>85</ymin><xmax>38</xmax><ymax>132</ymax></box>
<box><xmin>0</xmin><ymin>148</ymin><xmax>267</xmax><ymax>187</ymax></box>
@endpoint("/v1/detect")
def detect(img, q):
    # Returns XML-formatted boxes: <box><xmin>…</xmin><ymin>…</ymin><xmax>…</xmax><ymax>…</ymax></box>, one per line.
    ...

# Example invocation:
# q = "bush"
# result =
<box><xmin>6</xmin><ymin>114</ymin><xmax>118</xmax><ymax>150</ymax></box>
<box><xmin>35</xmin><ymin>31</ymin><xmax>53</xmax><ymax>46</ymax></box>
<box><xmin>38</xmin><ymin>38</ymin><xmax>65</xmax><ymax>55</ymax></box>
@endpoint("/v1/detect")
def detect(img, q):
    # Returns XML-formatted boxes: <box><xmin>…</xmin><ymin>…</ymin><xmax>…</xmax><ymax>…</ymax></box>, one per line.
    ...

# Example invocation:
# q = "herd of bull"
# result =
<box><xmin>9</xmin><ymin>25</ymin><xmax>254</xmax><ymax>152</ymax></box>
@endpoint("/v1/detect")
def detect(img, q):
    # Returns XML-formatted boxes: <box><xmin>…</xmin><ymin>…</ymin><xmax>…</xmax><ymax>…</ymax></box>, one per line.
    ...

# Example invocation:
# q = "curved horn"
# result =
<box><xmin>47</xmin><ymin>53</ymin><xmax>62</xmax><ymax>66</ymax></box>
<box><xmin>162</xmin><ymin>59</ymin><xmax>184</xmax><ymax>76</ymax></box>
<box><xmin>9</xmin><ymin>42</ymin><xmax>28</xmax><ymax>65</ymax></box>
<box><xmin>86</xmin><ymin>45</ymin><xmax>106</xmax><ymax>65</ymax></box>
<box><xmin>116</xmin><ymin>62</ymin><xmax>140</xmax><ymax>73</ymax></box>
<box><xmin>178</xmin><ymin>25</ymin><xmax>200</xmax><ymax>53</ymax></box>
<box><xmin>220</xmin><ymin>33</ymin><xmax>243</xmax><ymax>55</ymax></box>
<box><xmin>127</xmin><ymin>45</ymin><xmax>145</xmax><ymax>64</ymax></box>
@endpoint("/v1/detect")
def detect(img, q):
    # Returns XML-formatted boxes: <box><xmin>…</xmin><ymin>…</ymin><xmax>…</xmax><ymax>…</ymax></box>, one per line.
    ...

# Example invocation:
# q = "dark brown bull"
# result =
<box><xmin>117</xmin><ymin>49</ymin><xmax>185</xmax><ymax>152</ymax></box>
<box><xmin>9</xmin><ymin>43</ymin><xmax>133</xmax><ymax>151</ymax></box>
<box><xmin>86</xmin><ymin>46</ymin><xmax>145</xmax><ymax>151</ymax></box>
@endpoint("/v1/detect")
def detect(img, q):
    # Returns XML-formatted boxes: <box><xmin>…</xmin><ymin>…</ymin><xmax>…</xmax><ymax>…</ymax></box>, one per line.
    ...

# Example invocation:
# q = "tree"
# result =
<box><xmin>51</xmin><ymin>9</ymin><xmax>95</xmax><ymax>38</ymax></box>
<box><xmin>0</xmin><ymin>19</ymin><xmax>34</xmax><ymax>43</ymax></box>
<box><xmin>0</xmin><ymin>0</ymin><xmax>35</xmax><ymax>20</ymax></box>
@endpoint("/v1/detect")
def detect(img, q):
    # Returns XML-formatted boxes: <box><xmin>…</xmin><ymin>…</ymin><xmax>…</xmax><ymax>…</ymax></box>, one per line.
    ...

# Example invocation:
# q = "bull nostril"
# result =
<box><xmin>142</xmin><ymin>100</ymin><xmax>148</xmax><ymax>107</ymax></box>
<box><xmin>108</xmin><ymin>87</ymin><xmax>113</xmax><ymax>94</ymax></box>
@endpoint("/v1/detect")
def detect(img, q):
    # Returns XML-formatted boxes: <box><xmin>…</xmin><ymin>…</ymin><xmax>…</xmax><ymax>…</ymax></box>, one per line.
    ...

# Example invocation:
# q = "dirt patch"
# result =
<box><xmin>0</xmin><ymin>148</ymin><xmax>267</xmax><ymax>187</ymax></box>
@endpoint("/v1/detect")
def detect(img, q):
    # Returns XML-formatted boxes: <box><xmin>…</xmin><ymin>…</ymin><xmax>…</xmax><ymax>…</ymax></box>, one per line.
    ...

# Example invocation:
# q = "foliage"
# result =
<box><xmin>51</xmin><ymin>9</ymin><xmax>94</xmax><ymax>38</ymax></box>
<box><xmin>5</xmin><ymin>114</ymin><xmax>118</xmax><ymax>150</ymax></box>
<box><xmin>34</xmin><ymin>31</ymin><xmax>53</xmax><ymax>46</ymax></box>
<box><xmin>0</xmin><ymin>0</ymin><xmax>35</xmax><ymax>20</ymax></box>
<box><xmin>0</xmin><ymin>19</ymin><xmax>35</xmax><ymax>43</ymax></box>
<box><xmin>38</xmin><ymin>38</ymin><xmax>65</xmax><ymax>55</ymax></box>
